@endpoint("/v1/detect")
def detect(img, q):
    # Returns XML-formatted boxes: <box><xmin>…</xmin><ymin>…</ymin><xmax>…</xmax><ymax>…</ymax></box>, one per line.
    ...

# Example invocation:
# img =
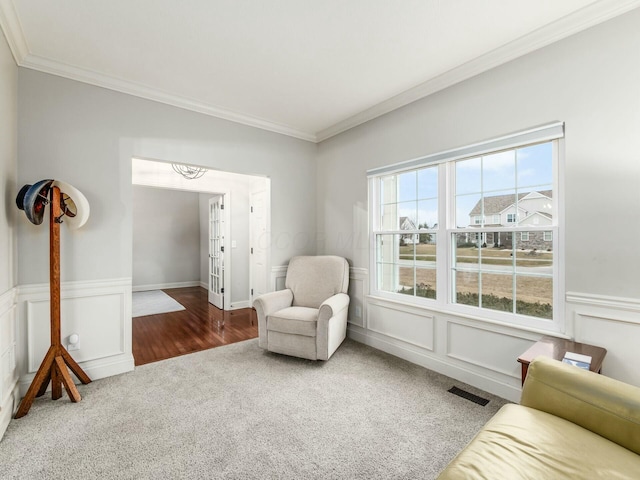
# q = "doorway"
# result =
<box><xmin>131</xmin><ymin>158</ymin><xmax>270</xmax><ymax>364</ymax></box>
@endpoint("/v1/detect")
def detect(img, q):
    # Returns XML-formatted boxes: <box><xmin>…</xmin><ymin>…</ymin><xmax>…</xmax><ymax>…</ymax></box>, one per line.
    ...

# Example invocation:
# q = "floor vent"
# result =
<box><xmin>448</xmin><ymin>386</ymin><xmax>489</xmax><ymax>406</ymax></box>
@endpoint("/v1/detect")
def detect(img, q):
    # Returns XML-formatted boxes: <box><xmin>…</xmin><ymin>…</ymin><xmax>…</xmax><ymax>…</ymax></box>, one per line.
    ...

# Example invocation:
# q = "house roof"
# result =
<box><xmin>469</xmin><ymin>190</ymin><xmax>552</xmax><ymax>216</ymax></box>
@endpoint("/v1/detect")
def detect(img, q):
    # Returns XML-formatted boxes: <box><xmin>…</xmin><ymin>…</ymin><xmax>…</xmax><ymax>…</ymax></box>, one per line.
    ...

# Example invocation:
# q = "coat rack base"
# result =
<box><xmin>15</xmin><ymin>344</ymin><xmax>91</xmax><ymax>419</ymax></box>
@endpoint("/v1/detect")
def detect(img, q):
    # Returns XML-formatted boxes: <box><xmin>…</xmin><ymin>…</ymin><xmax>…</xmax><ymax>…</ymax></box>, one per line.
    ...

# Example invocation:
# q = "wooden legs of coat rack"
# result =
<box><xmin>15</xmin><ymin>186</ymin><xmax>91</xmax><ymax>419</ymax></box>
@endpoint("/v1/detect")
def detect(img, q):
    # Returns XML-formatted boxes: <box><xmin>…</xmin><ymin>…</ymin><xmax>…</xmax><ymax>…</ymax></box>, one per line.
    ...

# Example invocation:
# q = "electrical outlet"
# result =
<box><xmin>68</xmin><ymin>341</ymin><xmax>80</xmax><ymax>351</ymax></box>
<box><xmin>355</xmin><ymin>306</ymin><xmax>362</xmax><ymax>318</ymax></box>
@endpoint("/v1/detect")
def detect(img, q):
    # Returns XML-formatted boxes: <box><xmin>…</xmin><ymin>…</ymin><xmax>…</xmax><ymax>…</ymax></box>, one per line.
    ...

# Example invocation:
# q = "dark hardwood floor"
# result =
<box><xmin>132</xmin><ymin>286</ymin><xmax>258</xmax><ymax>366</ymax></box>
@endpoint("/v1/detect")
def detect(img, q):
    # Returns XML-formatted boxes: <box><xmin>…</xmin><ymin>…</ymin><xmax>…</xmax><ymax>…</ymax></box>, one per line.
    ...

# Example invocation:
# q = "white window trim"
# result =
<box><xmin>368</xmin><ymin>123</ymin><xmax>565</xmax><ymax>334</ymax></box>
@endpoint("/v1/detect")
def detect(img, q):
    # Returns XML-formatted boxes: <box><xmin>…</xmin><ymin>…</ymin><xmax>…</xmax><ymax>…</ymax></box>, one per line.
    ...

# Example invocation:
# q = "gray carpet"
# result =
<box><xmin>0</xmin><ymin>339</ymin><xmax>507</xmax><ymax>479</ymax></box>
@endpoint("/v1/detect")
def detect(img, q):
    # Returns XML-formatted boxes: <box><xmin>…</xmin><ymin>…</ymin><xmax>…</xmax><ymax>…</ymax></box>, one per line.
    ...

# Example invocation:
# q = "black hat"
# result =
<box><xmin>16</xmin><ymin>179</ymin><xmax>54</xmax><ymax>225</ymax></box>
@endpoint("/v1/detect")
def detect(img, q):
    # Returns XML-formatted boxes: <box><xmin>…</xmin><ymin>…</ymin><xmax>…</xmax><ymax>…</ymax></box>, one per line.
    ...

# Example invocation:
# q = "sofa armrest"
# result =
<box><xmin>521</xmin><ymin>356</ymin><xmax>640</xmax><ymax>455</ymax></box>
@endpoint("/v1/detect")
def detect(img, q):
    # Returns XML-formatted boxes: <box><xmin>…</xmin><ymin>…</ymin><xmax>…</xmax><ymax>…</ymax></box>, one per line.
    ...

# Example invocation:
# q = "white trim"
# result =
<box><xmin>317</xmin><ymin>0</ymin><xmax>640</xmax><ymax>141</ymax></box>
<box><xmin>566</xmin><ymin>291</ymin><xmax>640</xmax><ymax>315</ymax></box>
<box><xmin>18</xmin><ymin>277</ymin><xmax>132</xmax><ymax>298</ymax></box>
<box><xmin>0</xmin><ymin>383</ymin><xmax>19</xmax><ymax>440</ymax></box>
<box><xmin>199</xmin><ymin>281</ymin><xmax>208</xmax><ymax>290</ymax></box>
<box><xmin>18</xmin><ymin>52</ymin><xmax>316</xmax><ymax>142</ymax></box>
<box><xmin>0</xmin><ymin>0</ymin><xmax>28</xmax><ymax>64</ymax></box>
<box><xmin>19</xmin><ymin>354</ymin><xmax>135</xmax><ymax>397</ymax></box>
<box><xmin>347</xmin><ymin>324</ymin><xmax>522</xmax><ymax>403</ymax></box>
<box><xmin>0</xmin><ymin>286</ymin><xmax>17</xmax><ymax>314</ymax></box>
<box><xmin>132</xmin><ymin>281</ymin><xmax>201</xmax><ymax>292</ymax></box>
<box><xmin>228</xmin><ymin>300</ymin><xmax>251</xmax><ymax>310</ymax></box>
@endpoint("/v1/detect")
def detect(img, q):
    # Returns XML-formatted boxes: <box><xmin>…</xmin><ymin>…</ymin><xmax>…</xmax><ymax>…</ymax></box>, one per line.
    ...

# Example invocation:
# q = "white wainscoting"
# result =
<box><xmin>0</xmin><ymin>287</ymin><xmax>18</xmax><ymax>440</ymax></box>
<box><xmin>17</xmin><ymin>278</ymin><xmax>135</xmax><ymax>396</ymax></box>
<box><xmin>271</xmin><ymin>266</ymin><xmax>288</xmax><ymax>291</ymax></box>
<box><xmin>566</xmin><ymin>291</ymin><xmax>640</xmax><ymax>388</ymax></box>
<box><xmin>348</xmin><ymin>280</ymin><xmax>640</xmax><ymax>403</ymax></box>
<box><xmin>348</xmin><ymin>267</ymin><xmax>368</xmax><ymax>327</ymax></box>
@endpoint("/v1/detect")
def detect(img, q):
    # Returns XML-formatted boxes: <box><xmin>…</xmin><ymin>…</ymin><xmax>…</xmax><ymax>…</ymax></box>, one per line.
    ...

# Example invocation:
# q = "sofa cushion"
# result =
<box><xmin>267</xmin><ymin>307</ymin><xmax>318</xmax><ymax>337</ymax></box>
<box><xmin>438</xmin><ymin>403</ymin><xmax>640</xmax><ymax>479</ymax></box>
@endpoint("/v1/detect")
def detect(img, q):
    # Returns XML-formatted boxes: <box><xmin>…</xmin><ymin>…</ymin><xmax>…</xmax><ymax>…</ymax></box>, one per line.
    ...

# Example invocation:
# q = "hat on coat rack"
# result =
<box><xmin>16</xmin><ymin>179</ymin><xmax>90</xmax><ymax>228</ymax></box>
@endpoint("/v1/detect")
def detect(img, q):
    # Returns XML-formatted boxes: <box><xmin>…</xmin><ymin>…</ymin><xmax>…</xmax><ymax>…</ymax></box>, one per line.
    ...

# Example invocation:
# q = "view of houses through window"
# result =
<box><xmin>373</xmin><ymin>137</ymin><xmax>558</xmax><ymax>325</ymax></box>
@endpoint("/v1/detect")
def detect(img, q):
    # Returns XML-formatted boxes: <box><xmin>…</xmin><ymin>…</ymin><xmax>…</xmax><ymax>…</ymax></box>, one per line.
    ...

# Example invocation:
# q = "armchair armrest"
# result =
<box><xmin>253</xmin><ymin>289</ymin><xmax>294</xmax><ymax>319</ymax></box>
<box><xmin>318</xmin><ymin>293</ymin><xmax>350</xmax><ymax>324</ymax></box>
<box><xmin>521</xmin><ymin>356</ymin><xmax>640</xmax><ymax>455</ymax></box>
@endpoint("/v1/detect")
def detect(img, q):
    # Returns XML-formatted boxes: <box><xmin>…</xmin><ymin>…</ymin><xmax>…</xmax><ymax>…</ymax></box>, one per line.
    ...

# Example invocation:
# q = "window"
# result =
<box><xmin>369</xmin><ymin>123</ymin><xmax>563</xmax><ymax>330</ymax></box>
<box><xmin>376</xmin><ymin>166</ymin><xmax>438</xmax><ymax>299</ymax></box>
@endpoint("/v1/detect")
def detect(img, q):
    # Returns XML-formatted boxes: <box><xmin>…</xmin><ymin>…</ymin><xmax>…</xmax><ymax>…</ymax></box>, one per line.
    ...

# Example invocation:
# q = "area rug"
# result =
<box><xmin>132</xmin><ymin>290</ymin><xmax>186</xmax><ymax>317</ymax></box>
<box><xmin>0</xmin><ymin>339</ymin><xmax>508</xmax><ymax>479</ymax></box>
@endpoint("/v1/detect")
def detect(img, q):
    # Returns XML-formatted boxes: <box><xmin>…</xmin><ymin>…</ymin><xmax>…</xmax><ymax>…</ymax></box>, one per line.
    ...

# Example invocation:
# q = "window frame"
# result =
<box><xmin>368</xmin><ymin>123</ymin><xmax>564</xmax><ymax>333</ymax></box>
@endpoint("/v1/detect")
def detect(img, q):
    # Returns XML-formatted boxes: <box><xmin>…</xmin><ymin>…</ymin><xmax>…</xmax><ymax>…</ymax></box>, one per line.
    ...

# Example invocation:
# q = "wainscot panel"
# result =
<box><xmin>0</xmin><ymin>287</ymin><xmax>18</xmax><ymax>440</ymax></box>
<box><xmin>567</xmin><ymin>292</ymin><xmax>640</xmax><ymax>388</ymax></box>
<box><xmin>446</xmin><ymin>320</ymin><xmax>532</xmax><ymax>380</ymax></box>
<box><xmin>348</xmin><ymin>268</ymin><xmax>368</xmax><ymax>327</ymax></box>
<box><xmin>367</xmin><ymin>297</ymin><xmax>434</xmax><ymax>351</ymax></box>
<box><xmin>17</xmin><ymin>278</ymin><xmax>134</xmax><ymax>396</ymax></box>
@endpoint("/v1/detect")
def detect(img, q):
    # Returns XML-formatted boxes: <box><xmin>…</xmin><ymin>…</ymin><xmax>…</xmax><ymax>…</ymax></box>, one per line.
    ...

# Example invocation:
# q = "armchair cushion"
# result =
<box><xmin>268</xmin><ymin>307</ymin><xmax>318</xmax><ymax>337</ymax></box>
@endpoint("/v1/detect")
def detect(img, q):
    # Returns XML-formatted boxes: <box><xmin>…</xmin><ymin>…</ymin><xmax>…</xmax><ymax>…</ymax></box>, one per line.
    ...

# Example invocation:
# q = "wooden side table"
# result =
<box><xmin>517</xmin><ymin>335</ymin><xmax>607</xmax><ymax>386</ymax></box>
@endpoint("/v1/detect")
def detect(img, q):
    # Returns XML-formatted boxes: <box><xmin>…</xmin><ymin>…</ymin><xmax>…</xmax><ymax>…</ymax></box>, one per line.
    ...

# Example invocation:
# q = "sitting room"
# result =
<box><xmin>1</xmin><ymin>2</ymin><xmax>639</xmax><ymax>478</ymax></box>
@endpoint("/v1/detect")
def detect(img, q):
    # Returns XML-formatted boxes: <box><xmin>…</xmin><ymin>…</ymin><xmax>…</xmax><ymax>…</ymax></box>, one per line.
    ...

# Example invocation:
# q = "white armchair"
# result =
<box><xmin>253</xmin><ymin>255</ymin><xmax>350</xmax><ymax>360</ymax></box>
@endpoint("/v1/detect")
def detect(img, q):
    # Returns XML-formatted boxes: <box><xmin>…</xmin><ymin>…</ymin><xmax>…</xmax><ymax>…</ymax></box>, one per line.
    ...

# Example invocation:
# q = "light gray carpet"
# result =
<box><xmin>132</xmin><ymin>290</ymin><xmax>185</xmax><ymax>317</ymax></box>
<box><xmin>0</xmin><ymin>339</ymin><xmax>507</xmax><ymax>479</ymax></box>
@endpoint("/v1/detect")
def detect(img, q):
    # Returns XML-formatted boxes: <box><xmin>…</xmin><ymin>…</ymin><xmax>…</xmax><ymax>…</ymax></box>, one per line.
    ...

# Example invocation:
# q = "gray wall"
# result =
<box><xmin>132</xmin><ymin>186</ymin><xmax>200</xmax><ymax>287</ymax></box>
<box><xmin>317</xmin><ymin>9</ymin><xmax>640</xmax><ymax>299</ymax></box>
<box><xmin>0</xmin><ymin>28</ymin><xmax>17</xmax><ymax>295</ymax></box>
<box><xmin>17</xmin><ymin>69</ymin><xmax>318</xmax><ymax>285</ymax></box>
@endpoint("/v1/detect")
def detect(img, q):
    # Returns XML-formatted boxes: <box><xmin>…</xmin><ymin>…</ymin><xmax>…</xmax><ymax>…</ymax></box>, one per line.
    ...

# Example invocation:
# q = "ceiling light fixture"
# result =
<box><xmin>171</xmin><ymin>163</ymin><xmax>207</xmax><ymax>180</ymax></box>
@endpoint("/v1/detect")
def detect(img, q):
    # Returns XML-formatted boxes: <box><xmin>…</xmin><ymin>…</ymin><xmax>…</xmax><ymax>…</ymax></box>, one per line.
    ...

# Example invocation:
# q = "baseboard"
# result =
<box><xmin>132</xmin><ymin>281</ymin><xmax>201</xmax><ymax>292</ymax></box>
<box><xmin>228</xmin><ymin>300</ymin><xmax>251</xmax><ymax>310</ymax></box>
<box><xmin>0</xmin><ymin>380</ymin><xmax>19</xmax><ymax>440</ymax></box>
<box><xmin>347</xmin><ymin>325</ymin><xmax>522</xmax><ymax>403</ymax></box>
<box><xmin>199</xmin><ymin>281</ymin><xmax>208</xmax><ymax>290</ymax></box>
<box><xmin>19</xmin><ymin>353</ymin><xmax>135</xmax><ymax>397</ymax></box>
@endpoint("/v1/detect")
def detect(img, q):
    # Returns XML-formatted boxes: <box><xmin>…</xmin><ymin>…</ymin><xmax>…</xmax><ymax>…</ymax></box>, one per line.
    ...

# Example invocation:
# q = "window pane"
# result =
<box><xmin>481</xmin><ymin>243</ymin><xmax>513</xmax><ymax>269</ymax></box>
<box><xmin>398</xmin><ymin>202</ymin><xmax>417</xmax><ymax>228</ymax></box>
<box><xmin>456</xmin><ymin>157</ymin><xmax>481</xmax><ymax>194</ymax></box>
<box><xmin>415</xmin><ymin>268</ymin><xmax>436</xmax><ymax>299</ymax></box>
<box><xmin>417</xmin><ymin>167</ymin><xmax>438</xmax><ymax>200</ymax></box>
<box><xmin>515</xmin><ymin>275</ymin><xmax>553</xmax><ymax>319</ymax></box>
<box><xmin>381</xmin><ymin>204</ymin><xmax>398</xmax><ymax>231</ymax></box>
<box><xmin>455</xmin><ymin>271</ymin><xmax>479</xmax><ymax>306</ymax></box>
<box><xmin>376</xmin><ymin>234</ymin><xmax>396</xmax><ymax>263</ymax></box>
<box><xmin>514</xmin><ymin>233</ymin><xmax>553</xmax><ymax>274</ymax></box>
<box><xmin>417</xmin><ymin>199</ymin><xmax>438</xmax><ymax>229</ymax></box>
<box><xmin>483</xmin><ymin>150</ymin><xmax>515</xmax><ymax>192</ymax></box>
<box><xmin>398</xmin><ymin>171</ymin><xmax>417</xmax><ymax>202</ymax></box>
<box><xmin>517</xmin><ymin>143</ymin><xmax>553</xmax><ymax>189</ymax></box>
<box><xmin>481</xmin><ymin>273</ymin><xmax>513</xmax><ymax>313</ymax></box>
<box><xmin>397</xmin><ymin>266</ymin><xmax>415</xmax><ymax>295</ymax></box>
<box><xmin>456</xmin><ymin>193</ymin><xmax>481</xmax><ymax>228</ymax></box>
<box><xmin>454</xmin><ymin>233</ymin><xmax>480</xmax><ymax>268</ymax></box>
<box><xmin>483</xmin><ymin>190</ymin><xmax>516</xmax><ymax>227</ymax></box>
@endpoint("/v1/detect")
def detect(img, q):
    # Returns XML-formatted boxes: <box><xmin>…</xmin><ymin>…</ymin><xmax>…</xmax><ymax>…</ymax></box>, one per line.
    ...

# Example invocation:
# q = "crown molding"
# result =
<box><xmin>2</xmin><ymin>0</ymin><xmax>639</xmax><ymax>144</ymax></box>
<box><xmin>0</xmin><ymin>0</ymin><xmax>28</xmax><ymax>64</ymax></box>
<box><xmin>316</xmin><ymin>0</ymin><xmax>640</xmax><ymax>142</ymax></box>
<box><xmin>19</xmin><ymin>54</ymin><xmax>317</xmax><ymax>142</ymax></box>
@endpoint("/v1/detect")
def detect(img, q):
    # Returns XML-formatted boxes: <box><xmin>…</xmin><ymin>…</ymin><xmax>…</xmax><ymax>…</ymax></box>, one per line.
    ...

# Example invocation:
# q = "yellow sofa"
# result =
<box><xmin>438</xmin><ymin>356</ymin><xmax>640</xmax><ymax>479</ymax></box>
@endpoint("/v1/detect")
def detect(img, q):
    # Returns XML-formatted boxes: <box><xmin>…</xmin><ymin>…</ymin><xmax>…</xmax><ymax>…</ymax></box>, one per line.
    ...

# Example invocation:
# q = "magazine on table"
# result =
<box><xmin>562</xmin><ymin>351</ymin><xmax>592</xmax><ymax>370</ymax></box>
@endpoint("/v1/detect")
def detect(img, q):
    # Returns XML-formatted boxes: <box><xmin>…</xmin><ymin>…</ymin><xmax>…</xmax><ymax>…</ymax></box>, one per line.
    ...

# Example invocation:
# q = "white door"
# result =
<box><xmin>250</xmin><ymin>190</ymin><xmax>268</xmax><ymax>302</ymax></box>
<box><xmin>208</xmin><ymin>195</ymin><xmax>224</xmax><ymax>309</ymax></box>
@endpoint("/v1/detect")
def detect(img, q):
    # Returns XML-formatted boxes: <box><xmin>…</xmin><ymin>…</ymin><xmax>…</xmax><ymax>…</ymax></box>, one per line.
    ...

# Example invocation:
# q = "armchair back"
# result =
<box><xmin>285</xmin><ymin>256</ymin><xmax>349</xmax><ymax>309</ymax></box>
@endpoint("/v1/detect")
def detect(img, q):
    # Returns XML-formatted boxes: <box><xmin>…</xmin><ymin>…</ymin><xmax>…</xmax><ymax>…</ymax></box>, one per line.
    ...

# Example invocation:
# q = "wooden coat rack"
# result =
<box><xmin>15</xmin><ymin>186</ymin><xmax>91</xmax><ymax>418</ymax></box>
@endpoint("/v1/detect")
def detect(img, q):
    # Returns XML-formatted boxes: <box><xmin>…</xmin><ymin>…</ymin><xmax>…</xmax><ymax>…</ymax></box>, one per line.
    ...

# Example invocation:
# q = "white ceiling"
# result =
<box><xmin>1</xmin><ymin>0</ymin><xmax>639</xmax><ymax>142</ymax></box>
